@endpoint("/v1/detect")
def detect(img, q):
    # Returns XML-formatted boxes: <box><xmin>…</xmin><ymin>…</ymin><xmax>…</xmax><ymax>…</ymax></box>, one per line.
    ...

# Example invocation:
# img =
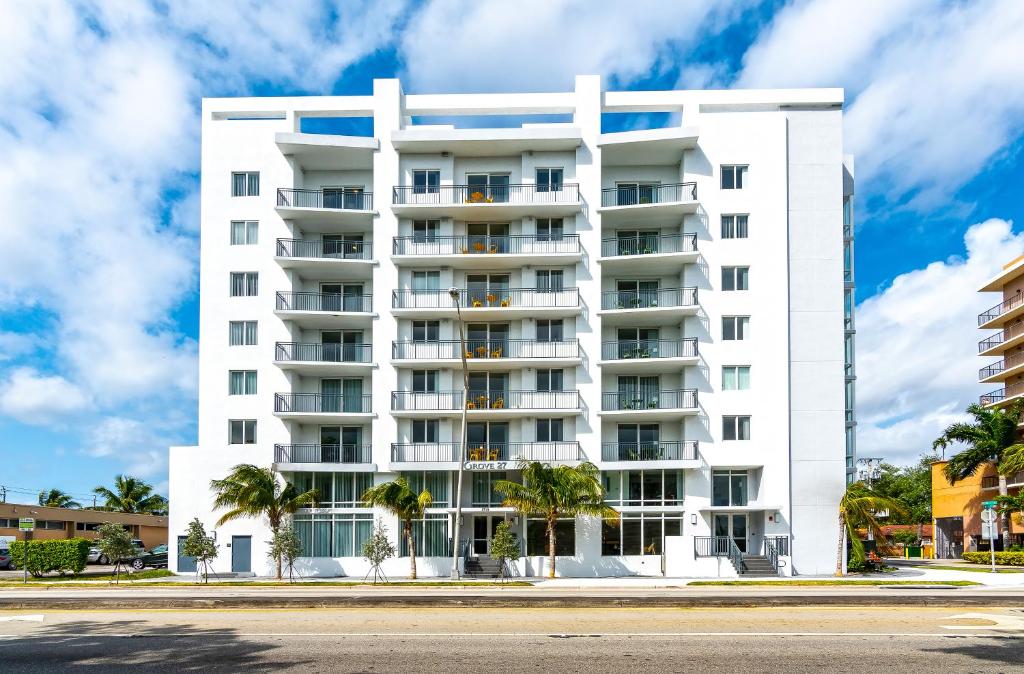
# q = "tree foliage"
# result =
<box><xmin>362</xmin><ymin>478</ymin><xmax>431</xmax><ymax>580</ymax></box>
<box><xmin>267</xmin><ymin>525</ymin><xmax>302</xmax><ymax>582</ymax></box>
<box><xmin>869</xmin><ymin>456</ymin><xmax>934</xmax><ymax>524</ymax></box>
<box><xmin>181</xmin><ymin>518</ymin><xmax>219</xmax><ymax>583</ymax></box>
<box><xmin>37</xmin><ymin>488</ymin><xmax>81</xmax><ymax>509</ymax></box>
<box><xmin>362</xmin><ymin>518</ymin><xmax>396</xmax><ymax>584</ymax></box>
<box><xmin>96</xmin><ymin>522</ymin><xmax>136</xmax><ymax>583</ymax></box>
<box><xmin>93</xmin><ymin>475</ymin><xmax>168</xmax><ymax>514</ymax></box>
<box><xmin>836</xmin><ymin>481</ymin><xmax>905</xmax><ymax>576</ymax></box>
<box><xmin>8</xmin><ymin>538</ymin><xmax>90</xmax><ymax>577</ymax></box>
<box><xmin>489</xmin><ymin>520</ymin><xmax>521</xmax><ymax>580</ymax></box>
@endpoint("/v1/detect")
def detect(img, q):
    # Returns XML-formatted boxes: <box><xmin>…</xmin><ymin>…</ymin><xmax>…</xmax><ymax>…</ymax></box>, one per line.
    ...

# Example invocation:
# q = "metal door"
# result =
<box><xmin>231</xmin><ymin>536</ymin><xmax>251</xmax><ymax>573</ymax></box>
<box><xmin>176</xmin><ymin>535</ymin><xmax>196</xmax><ymax>572</ymax></box>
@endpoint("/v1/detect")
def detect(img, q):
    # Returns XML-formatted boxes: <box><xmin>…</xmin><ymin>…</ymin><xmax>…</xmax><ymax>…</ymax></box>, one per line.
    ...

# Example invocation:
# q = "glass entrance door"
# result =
<box><xmin>714</xmin><ymin>513</ymin><xmax>748</xmax><ymax>554</ymax></box>
<box><xmin>472</xmin><ymin>515</ymin><xmax>506</xmax><ymax>555</ymax></box>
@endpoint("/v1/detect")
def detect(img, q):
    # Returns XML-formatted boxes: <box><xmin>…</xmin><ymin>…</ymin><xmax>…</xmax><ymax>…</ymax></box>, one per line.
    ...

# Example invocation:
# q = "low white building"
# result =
<box><xmin>169</xmin><ymin>75</ymin><xmax>855</xmax><ymax>578</ymax></box>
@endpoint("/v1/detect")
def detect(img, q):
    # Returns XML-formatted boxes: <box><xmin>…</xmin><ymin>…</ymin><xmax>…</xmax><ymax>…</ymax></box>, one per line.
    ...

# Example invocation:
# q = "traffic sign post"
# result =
<box><xmin>18</xmin><ymin>518</ymin><xmax>34</xmax><ymax>584</ymax></box>
<box><xmin>981</xmin><ymin>504</ymin><xmax>998</xmax><ymax>573</ymax></box>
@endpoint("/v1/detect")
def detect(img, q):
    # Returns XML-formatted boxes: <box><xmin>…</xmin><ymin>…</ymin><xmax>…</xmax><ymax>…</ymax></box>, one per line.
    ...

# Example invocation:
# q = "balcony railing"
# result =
<box><xmin>694</xmin><ymin>536</ymin><xmax>733</xmax><ymax>557</ymax></box>
<box><xmin>600</xmin><ymin>183</ymin><xmax>697</xmax><ymax>208</ymax></box>
<box><xmin>601</xmin><ymin>389</ymin><xmax>698</xmax><ymax>411</ymax></box>
<box><xmin>275</xmin><ymin>342</ymin><xmax>372</xmax><ymax>364</ymax></box>
<box><xmin>392</xmin><ymin>288</ymin><xmax>580</xmax><ymax>310</ymax></box>
<box><xmin>391</xmin><ymin>390</ymin><xmax>582</xmax><ymax>411</ymax></box>
<box><xmin>600</xmin><ymin>233</ymin><xmax>697</xmax><ymax>257</ymax></box>
<box><xmin>601</xmin><ymin>288</ymin><xmax>697</xmax><ymax>310</ymax></box>
<box><xmin>979</xmin><ymin>350</ymin><xmax>1024</xmax><ymax>379</ymax></box>
<box><xmin>274</xmin><ymin>393</ymin><xmax>373</xmax><ymax>414</ymax></box>
<box><xmin>465</xmin><ymin>442</ymin><xmax>583</xmax><ymax>463</ymax></box>
<box><xmin>276</xmin><ymin>238</ymin><xmax>372</xmax><ymax>260</ymax></box>
<box><xmin>277</xmin><ymin>187</ymin><xmax>373</xmax><ymax>210</ymax></box>
<box><xmin>980</xmin><ymin>380</ymin><xmax>1024</xmax><ymax>405</ymax></box>
<box><xmin>979</xmin><ymin>322</ymin><xmax>1024</xmax><ymax>353</ymax></box>
<box><xmin>392</xmin><ymin>183</ymin><xmax>580</xmax><ymax>206</ymax></box>
<box><xmin>392</xmin><ymin>339</ymin><xmax>581</xmax><ymax>360</ymax></box>
<box><xmin>982</xmin><ymin>472</ymin><xmax>1024</xmax><ymax>489</ymax></box>
<box><xmin>601</xmin><ymin>441</ymin><xmax>697</xmax><ymax>462</ymax></box>
<box><xmin>393</xmin><ymin>234</ymin><xmax>581</xmax><ymax>256</ymax></box>
<box><xmin>979</xmin><ymin>294</ymin><xmax>1024</xmax><ymax>326</ymax></box>
<box><xmin>391</xmin><ymin>391</ymin><xmax>463</xmax><ymax>411</ymax></box>
<box><xmin>276</xmin><ymin>291</ymin><xmax>372</xmax><ymax>313</ymax></box>
<box><xmin>391</xmin><ymin>443</ymin><xmax>461</xmax><ymax>462</ymax></box>
<box><xmin>601</xmin><ymin>338</ymin><xmax>697</xmax><ymax>361</ymax></box>
<box><xmin>274</xmin><ymin>444</ymin><xmax>372</xmax><ymax>464</ymax></box>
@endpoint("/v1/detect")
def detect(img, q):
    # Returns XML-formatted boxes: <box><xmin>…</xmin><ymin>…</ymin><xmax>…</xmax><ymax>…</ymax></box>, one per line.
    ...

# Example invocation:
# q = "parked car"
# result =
<box><xmin>88</xmin><ymin>539</ymin><xmax>146</xmax><ymax>565</ymax></box>
<box><xmin>0</xmin><ymin>548</ymin><xmax>10</xmax><ymax>570</ymax></box>
<box><xmin>130</xmin><ymin>544</ymin><xmax>168</xmax><ymax>570</ymax></box>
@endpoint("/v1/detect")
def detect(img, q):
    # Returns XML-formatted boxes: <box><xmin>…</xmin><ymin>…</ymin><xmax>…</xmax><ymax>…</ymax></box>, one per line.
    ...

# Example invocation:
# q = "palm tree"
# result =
<box><xmin>38</xmin><ymin>488</ymin><xmax>80</xmax><ymax>509</ymax></box>
<box><xmin>495</xmin><ymin>461</ymin><xmax>619</xmax><ymax>578</ymax></box>
<box><xmin>995</xmin><ymin>493</ymin><xmax>1024</xmax><ymax>529</ymax></box>
<box><xmin>362</xmin><ymin>478</ymin><xmax>432</xmax><ymax>580</ymax></box>
<box><xmin>210</xmin><ymin>464</ymin><xmax>319</xmax><ymax>580</ymax></box>
<box><xmin>836</xmin><ymin>481</ymin><xmax>904</xmax><ymax>576</ymax></box>
<box><xmin>934</xmin><ymin>401</ymin><xmax>1024</xmax><ymax>550</ymax></box>
<box><xmin>93</xmin><ymin>475</ymin><xmax>168</xmax><ymax>514</ymax></box>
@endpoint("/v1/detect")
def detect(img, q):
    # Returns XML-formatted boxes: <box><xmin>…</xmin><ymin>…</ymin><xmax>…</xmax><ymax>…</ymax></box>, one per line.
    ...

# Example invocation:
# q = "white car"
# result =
<box><xmin>88</xmin><ymin>539</ymin><xmax>146</xmax><ymax>565</ymax></box>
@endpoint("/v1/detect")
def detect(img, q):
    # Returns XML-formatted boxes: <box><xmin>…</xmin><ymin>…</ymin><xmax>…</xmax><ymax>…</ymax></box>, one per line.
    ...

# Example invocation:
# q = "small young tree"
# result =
<box><xmin>362</xmin><ymin>518</ymin><xmax>396</xmax><ymax>585</ymax></box>
<box><xmin>95</xmin><ymin>522</ymin><xmax>135</xmax><ymax>584</ymax></box>
<box><xmin>489</xmin><ymin>520</ymin><xmax>521</xmax><ymax>582</ymax></box>
<box><xmin>268</xmin><ymin>525</ymin><xmax>302</xmax><ymax>582</ymax></box>
<box><xmin>181</xmin><ymin>518</ymin><xmax>219</xmax><ymax>583</ymax></box>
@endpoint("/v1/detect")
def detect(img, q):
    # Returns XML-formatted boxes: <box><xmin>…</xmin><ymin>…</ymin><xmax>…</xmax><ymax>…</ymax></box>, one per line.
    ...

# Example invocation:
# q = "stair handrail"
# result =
<box><xmin>728</xmin><ymin>538</ymin><xmax>743</xmax><ymax>574</ymax></box>
<box><xmin>764</xmin><ymin>537</ymin><xmax>780</xmax><ymax>573</ymax></box>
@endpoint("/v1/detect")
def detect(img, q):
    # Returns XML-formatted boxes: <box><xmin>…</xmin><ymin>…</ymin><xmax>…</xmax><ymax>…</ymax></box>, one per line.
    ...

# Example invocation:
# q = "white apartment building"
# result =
<box><xmin>169</xmin><ymin>76</ymin><xmax>855</xmax><ymax>578</ymax></box>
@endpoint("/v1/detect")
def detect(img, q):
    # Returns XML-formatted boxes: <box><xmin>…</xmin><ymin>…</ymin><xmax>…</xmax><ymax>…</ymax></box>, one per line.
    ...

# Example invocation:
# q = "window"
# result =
<box><xmin>537</xmin><ymin>218</ymin><xmax>564</xmax><ymax>241</ymax></box>
<box><xmin>722</xmin><ymin>266</ymin><xmax>749</xmax><ymax>291</ymax></box>
<box><xmin>228</xmin><ymin>321</ymin><xmax>257</xmax><ymax>346</ymax></box>
<box><xmin>412</xmin><ymin>370</ymin><xmax>439</xmax><ymax>393</ymax></box>
<box><xmin>723</xmin><ymin>415</ymin><xmax>751</xmax><ymax>441</ymax></box>
<box><xmin>712</xmin><ymin>470</ymin><xmax>749</xmax><ymax>506</ymax></box>
<box><xmin>229</xmin><ymin>419</ymin><xmax>257</xmax><ymax>444</ymax></box>
<box><xmin>537</xmin><ymin>319</ymin><xmax>563</xmax><ymax>342</ymax></box>
<box><xmin>75</xmin><ymin>522</ymin><xmax>101</xmax><ymax>532</ymax></box>
<box><xmin>230</xmin><ymin>220</ymin><xmax>258</xmax><ymax>245</ymax></box>
<box><xmin>294</xmin><ymin>512</ymin><xmax>373</xmax><ymax>557</ymax></box>
<box><xmin>536</xmin><ymin>269</ymin><xmax>564</xmax><ymax>292</ymax></box>
<box><xmin>721</xmin><ymin>214</ymin><xmax>749</xmax><ymax>239</ymax></box>
<box><xmin>400</xmin><ymin>514</ymin><xmax>449</xmax><ymax>557</ymax></box>
<box><xmin>615</xmin><ymin>182</ymin><xmax>658</xmax><ymax>206</ymax></box>
<box><xmin>536</xmin><ymin>168</ymin><xmax>564</xmax><ymax>192</ymax></box>
<box><xmin>527</xmin><ymin>518</ymin><xmax>575</xmax><ymax>556</ymax></box>
<box><xmin>36</xmin><ymin>520</ymin><xmax>67</xmax><ymax>530</ymax></box>
<box><xmin>412</xmin><ymin>419</ymin><xmax>439</xmax><ymax>443</ymax></box>
<box><xmin>536</xmin><ymin>418</ymin><xmax>564</xmax><ymax>442</ymax></box>
<box><xmin>228</xmin><ymin>370</ymin><xmax>257</xmax><ymax>395</ymax></box>
<box><xmin>602</xmin><ymin>512</ymin><xmax>683</xmax><ymax>556</ymax></box>
<box><xmin>231</xmin><ymin>172</ymin><xmax>259</xmax><ymax>196</ymax></box>
<box><xmin>412</xmin><ymin>271</ymin><xmax>440</xmax><ymax>291</ymax></box>
<box><xmin>403</xmin><ymin>472</ymin><xmax>450</xmax><ymax>507</ymax></box>
<box><xmin>412</xmin><ymin>321</ymin><xmax>440</xmax><ymax>342</ymax></box>
<box><xmin>466</xmin><ymin>173</ymin><xmax>510</xmax><ymax>202</ymax></box>
<box><xmin>472</xmin><ymin>471</ymin><xmax>507</xmax><ymax>506</ymax></box>
<box><xmin>603</xmin><ymin>470</ymin><xmax>684</xmax><ymax>507</ymax></box>
<box><xmin>722</xmin><ymin>366</ymin><xmax>751</xmax><ymax>391</ymax></box>
<box><xmin>413</xmin><ymin>220</ymin><xmax>439</xmax><ymax>242</ymax></box>
<box><xmin>229</xmin><ymin>272</ymin><xmax>258</xmax><ymax>297</ymax></box>
<box><xmin>293</xmin><ymin>472</ymin><xmax>374</xmax><ymax>509</ymax></box>
<box><xmin>413</xmin><ymin>170</ymin><xmax>440</xmax><ymax>194</ymax></box>
<box><xmin>537</xmin><ymin>369</ymin><xmax>564</xmax><ymax>392</ymax></box>
<box><xmin>722</xmin><ymin>316</ymin><xmax>750</xmax><ymax>341</ymax></box>
<box><xmin>720</xmin><ymin>165</ymin><xmax>748</xmax><ymax>190</ymax></box>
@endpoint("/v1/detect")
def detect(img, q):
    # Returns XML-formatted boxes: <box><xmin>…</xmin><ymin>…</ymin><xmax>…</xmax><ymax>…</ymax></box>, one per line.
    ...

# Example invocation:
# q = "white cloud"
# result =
<box><xmin>856</xmin><ymin>218</ymin><xmax>1024</xmax><ymax>464</ymax></box>
<box><xmin>0</xmin><ymin>367</ymin><xmax>90</xmax><ymax>424</ymax></box>
<box><xmin>735</xmin><ymin>0</ymin><xmax>1024</xmax><ymax>208</ymax></box>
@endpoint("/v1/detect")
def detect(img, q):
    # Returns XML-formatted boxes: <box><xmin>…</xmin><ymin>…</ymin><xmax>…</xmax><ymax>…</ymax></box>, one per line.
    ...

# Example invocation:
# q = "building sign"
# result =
<box><xmin>18</xmin><ymin>518</ymin><xmax>34</xmax><ymax>532</ymax></box>
<box><xmin>465</xmin><ymin>461</ymin><xmax>509</xmax><ymax>471</ymax></box>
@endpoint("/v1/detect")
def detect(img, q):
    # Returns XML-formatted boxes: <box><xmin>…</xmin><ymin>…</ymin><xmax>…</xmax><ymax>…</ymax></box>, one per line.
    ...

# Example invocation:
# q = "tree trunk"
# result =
<box><xmin>406</xmin><ymin>520</ymin><xmax>417</xmax><ymax>580</ymax></box>
<box><xmin>548</xmin><ymin>519</ymin><xmax>557</xmax><ymax>579</ymax></box>
<box><xmin>999</xmin><ymin>475</ymin><xmax>1011</xmax><ymax>551</ymax></box>
<box><xmin>835</xmin><ymin>513</ymin><xmax>846</xmax><ymax>577</ymax></box>
<box><xmin>270</xmin><ymin>516</ymin><xmax>282</xmax><ymax>581</ymax></box>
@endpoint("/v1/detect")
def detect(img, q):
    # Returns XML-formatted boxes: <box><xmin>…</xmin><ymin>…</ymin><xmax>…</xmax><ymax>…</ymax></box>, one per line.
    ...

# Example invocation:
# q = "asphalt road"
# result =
<box><xmin>2</xmin><ymin>606</ymin><xmax>1024</xmax><ymax>672</ymax></box>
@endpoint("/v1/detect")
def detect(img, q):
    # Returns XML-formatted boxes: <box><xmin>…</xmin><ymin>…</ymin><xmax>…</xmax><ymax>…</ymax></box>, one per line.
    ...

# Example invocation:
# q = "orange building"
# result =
<box><xmin>0</xmin><ymin>503</ymin><xmax>168</xmax><ymax>549</ymax></box>
<box><xmin>931</xmin><ymin>460</ymin><xmax>1023</xmax><ymax>558</ymax></box>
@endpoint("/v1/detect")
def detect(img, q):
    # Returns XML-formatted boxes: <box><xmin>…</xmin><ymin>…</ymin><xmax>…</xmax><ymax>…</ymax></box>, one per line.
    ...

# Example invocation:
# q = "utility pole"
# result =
<box><xmin>449</xmin><ymin>287</ymin><xmax>470</xmax><ymax>580</ymax></box>
<box><xmin>0</xmin><ymin>486</ymin><xmax>6</xmax><ymax>503</ymax></box>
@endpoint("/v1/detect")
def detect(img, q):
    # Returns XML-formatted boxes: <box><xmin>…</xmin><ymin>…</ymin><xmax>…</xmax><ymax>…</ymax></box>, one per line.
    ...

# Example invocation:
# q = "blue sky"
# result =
<box><xmin>2</xmin><ymin>0</ymin><xmax>1024</xmax><ymax>504</ymax></box>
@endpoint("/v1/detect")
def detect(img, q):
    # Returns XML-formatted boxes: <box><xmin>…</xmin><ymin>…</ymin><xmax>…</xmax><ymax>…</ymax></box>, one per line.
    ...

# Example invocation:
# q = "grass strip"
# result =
<box><xmin>0</xmin><ymin>579</ymin><xmax>533</xmax><ymax>588</ymax></box>
<box><xmin>918</xmin><ymin>565</ymin><xmax>1024</xmax><ymax>574</ymax></box>
<box><xmin>688</xmin><ymin>580</ymin><xmax>980</xmax><ymax>586</ymax></box>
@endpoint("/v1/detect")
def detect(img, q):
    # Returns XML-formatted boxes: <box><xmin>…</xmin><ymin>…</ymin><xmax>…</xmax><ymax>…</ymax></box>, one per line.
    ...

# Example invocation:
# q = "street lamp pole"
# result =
<box><xmin>449</xmin><ymin>287</ymin><xmax>470</xmax><ymax>579</ymax></box>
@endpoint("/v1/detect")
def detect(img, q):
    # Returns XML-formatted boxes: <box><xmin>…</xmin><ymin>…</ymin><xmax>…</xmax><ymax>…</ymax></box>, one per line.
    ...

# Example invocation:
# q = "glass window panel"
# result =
<box><xmin>231</xmin><ymin>221</ymin><xmax>246</xmax><ymax>245</ymax></box>
<box><xmin>722</xmin><ymin>367</ymin><xmax>737</xmax><ymax>390</ymax></box>
<box><xmin>736</xmin><ymin>215</ymin><xmax>748</xmax><ymax>238</ymax></box>
<box><xmin>232</xmin><ymin>172</ymin><xmax>246</xmax><ymax>196</ymax></box>
<box><xmin>601</xmin><ymin>519</ymin><xmax>621</xmax><ymax>556</ymax></box>
<box><xmin>737</xmin><ymin>367</ymin><xmax>751</xmax><ymax>389</ymax></box>
<box><xmin>712</xmin><ymin>473</ymin><xmax>731</xmax><ymax>506</ymax></box>
<box><xmin>247</xmin><ymin>172</ymin><xmax>259</xmax><ymax>196</ymax></box>
<box><xmin>622</xmin><ymin>518</ymin><xmax>642</xmax><ymax>555</ymax></box>
<box><xmin>738</xmin><ymin>416</ymin><xmax>751</xmax><ymax>440</ymax></box>
<box><xmin>229</xmin><ymin>321</ymin><xmax>244</xmax><ymax>345</ymax></box>
<box><xmin>721</xmin><ymin>166</ymin><xmax>734</xmax><ymax>190</ymax></box>
<box><xmin>731</xmin><ymin>474</ymin><xmax>748</xmax><ymax>506</ymax></box>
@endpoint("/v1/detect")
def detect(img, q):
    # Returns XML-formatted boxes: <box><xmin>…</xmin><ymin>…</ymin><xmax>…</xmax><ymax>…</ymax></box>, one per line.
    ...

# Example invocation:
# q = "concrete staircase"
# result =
<box><xmin>464</xmin><ymin>555</ymin><xmax>503</xmax><ymax>578</ymax></box>
<box><xmin>739</xmin><ymin>555</ymin><xmax>778</xmax><ymax>577</ymax></box>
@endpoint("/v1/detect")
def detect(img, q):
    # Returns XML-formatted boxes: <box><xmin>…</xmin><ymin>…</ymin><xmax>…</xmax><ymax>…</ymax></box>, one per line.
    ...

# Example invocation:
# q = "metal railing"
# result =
<box><xmin>465</xmin><ymin>442</ymin><xmax>583</xmax><ymax>463</ymax></box>
<box><xmin>392</xmin><ymin>287</ymin><xmax>580</xmax><ymax>310</ymax></box>
<box><xmin>276</xmin><ymin>291</ymin><xmax>372</xmax><ymax>313</ymax></box>
<box><xmin>694</xmin><ymin>536</ymin><xmax>732</xmax><ymax>557</ymax></box>
<box><xmin>764</xmin><ymin>535</ymin><xmax>789</xmax><ymax>557</ymax></box>
<box><xmin>393</xmin><ymin>234</ymin><xmax>581</xmax><ymax>256</ymax></box>
<box><xmin>983</xmin><ymin>471</ymin><xmax>1024</xmax><ymax>489</ymax></box>
<box><xmin>392</xmin><ymin>339</ymin><xmax>580</xmax><ymax>360</ymax></box>
<box><xmin>391</xmin><ymin>391</ymin><xmax>463</xmax><ymax>411</ymax></box>
<box><xmin>391</xmin><ymin>443</ymin><xmax>461</xmax><ymax>462</ymax></box>
<box><xmin>601</xmin><ymin>441</ymin><xmax>697</xmax><ymax>462</ymax></box>
<box><xmin>979</xmin><ymin>322</ymin><xmax>1024</xmax><ymax>352</ymax></box>
<box><xmin>601</xmin><ymin>338</ymin><xmax>697</xmax><ymax>361</ymax></box>
<box><xmin>277</xmin><ymin>187</ymin><xmax>372</xmax><ymax>210</ymax></box>
<box><xmin>276</xmin><ymin>238</ymin><xmax>372</xmax><ymax>260</ymax></box>
<box><xmin>980</xmin><ymin>380</ymin><xmax>1024</xmax><ymax>405</ymax></box>
<box><xmin>600</xmin><ymin>182</ymin><xmax>697</xmax><ymax>207</ymax></box>
<box><xmin>392</xmin><ymin>183</ymin><xmax>580</xmax><ymax>206</ymax></box>
<box><xmin>979</xmin><ymin>293</ymin><xmax>1024</xmax><ymax>325</ymax></box>
<box><xmin>600</xmin><ymin>287</ymin><xmax>697</xmax><ymax>310</ymax></box>
<box><xmin>274</xmin><ymin>444</ymin><xmax>372</xmax><ymax>464</ymax></box>
<box><xmin>391</xmin><ymin>390</ymin><xmax>582</xmax><ymax>411</ymax></box>
<box><xmin>600</xmin><ymin>233</ymin><xmax>697</xmax><ymax>257</ymax></box>
<box><xmin>601</xmin><ymin>389</ymin><xmax>698</xmax><ymax>411</ymax></box>
<box><xmin>274</xmin><ymin>393</ymin><xmax>373</xmax><ymax>414</ymax></box>
<box><xmin>979</xmin><ymin>350</ymin><xmax>1024</xmax><ymax>379</ymax></box>
<box><xmin>275</xmin><ymin>342</ymin><xmax>372</xmax><ymax>364</ymax></box>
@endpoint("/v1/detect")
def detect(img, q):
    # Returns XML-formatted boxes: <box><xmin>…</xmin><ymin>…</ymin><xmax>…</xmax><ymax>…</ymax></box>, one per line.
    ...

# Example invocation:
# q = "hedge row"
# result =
<box><xmin>8</xmin><ymin>538</ymin><xmax>91</xmax><ymax>576</ymax></box>
<box><xmin>962</xmin><ymin>551</ymin><xmax>1024</xmax><ymax>566</ymax></box>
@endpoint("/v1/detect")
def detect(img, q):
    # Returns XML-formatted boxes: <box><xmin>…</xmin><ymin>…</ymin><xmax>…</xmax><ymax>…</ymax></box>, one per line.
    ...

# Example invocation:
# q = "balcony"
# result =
<box><xmin>275</xmin><ymin>238</ymin><xmax>375</xmax><ymax>280</ymax></box>
<box><xmin>598</xmin><ymin>233</ymin><xmax>698</xmax><ymax>273</ymax></box>
<box><xmin>982</xmin><ymin>471</ymin><xmax>1024</xmax><ymax>489</ymax></box>
<box><xmin>981</xmin><ymin>379</ymin><xmax>1024</xmax><ymax>407</ymax></box>
<box><xmin>273</xmin><ymin>393</ymin><xmax>375</xmax><ymax>423</ymax></box>
<box><xmin>601</xmin><ymin>440</ymin><xmax>698</xmax><ymax>464</ymax></box>
<box><xmin>391</xmin><ymin>288</ymin><xmax>581</xmax><ymax>320</ymax></box>
<box><xmin>391</xmin><ymin>339</ymin><xmax>582</xmax><ymax>370</ymax></box>
<box><xmin>274</xmin><ymin>342</ymin><xmax>374</xmax><ymax>376</ymax></box>
<box><xmin>275</xmin><ymin>291</ymin><xmax>375</xmax><ymax>329</ymax></box>
<box><xmin>979</xmin><ymin>350</ymin><xmax>1024</xmax><ymax>384</ymax></box>
<box><xmin>390</xmin><ymin>390</ymin><xmax>583</xmax><ymax>418</ymax></box>
<box><xmin>597</xmin><ymin>183</ymin><xmax>698</xmax><ymax>225</ymax></box>
<box><xmin>392</xmin><ymin>234</ymin><xmax>583</xmax><ymax>268</ymax></box>
<box><xmin>598</xmin><ymin>339</ymin><xmax>698</xmax><ymax>373</ymax></box>
<box><xmin>390</xmin><ymin>443</ymin><xmax>461</xmax><ymax>466</ymax></box>
<box><xmin>979</xmin><ymin>294</ymin><xmax>1024</xmax><ymax>329</ymax></box>
<box><xmin>598</xmin><ymin>288</ymin><xmax>699</xmax><ymax>326</ymax></box>
<box><xmin>273</xmin><ymin>444</ymin><xmax>374</xmax><ymax>472</ymax></box>
<box><xmin>599</xmin><ymin>389</ymin><xmax>698</xmax><ymax>421</ymax></box>
<box><xmin>389</xmin><ymin>441</ymin><xmax>584</xmax><ymax>468</ymax></box>
<box><xmin>276</xmin><ymin>188</ymin><xmax>375</xmax><ymax>231</ymax></box>
<box><xmin>979</xmin><ymin>322</ymin><xmax>1024</xmax><ymax>356</ymax></box>
<box><xmin>391</xmin><ymin>184</ymin><xmax>582</xmax><ymax>219</ymax></box>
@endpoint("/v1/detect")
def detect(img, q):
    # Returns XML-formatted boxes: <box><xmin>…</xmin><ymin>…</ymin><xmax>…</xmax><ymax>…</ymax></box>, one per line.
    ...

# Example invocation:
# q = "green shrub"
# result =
<box><xmin>962</xmin><ymin>551</ymin><xmax>1024</xmax><ymax>566</ymax></box>
<box><xmin>8</xmin><ymin>538</ymin><xmax>91</xmax><ymax>577</ymax></box>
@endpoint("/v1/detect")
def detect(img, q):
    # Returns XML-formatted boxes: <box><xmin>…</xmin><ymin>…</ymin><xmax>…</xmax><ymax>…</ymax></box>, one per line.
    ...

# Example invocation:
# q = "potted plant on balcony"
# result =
<box><xmin>647</xmin><ymin>397</ymin><xmax>659</xmax><ymax>409</ymax></box>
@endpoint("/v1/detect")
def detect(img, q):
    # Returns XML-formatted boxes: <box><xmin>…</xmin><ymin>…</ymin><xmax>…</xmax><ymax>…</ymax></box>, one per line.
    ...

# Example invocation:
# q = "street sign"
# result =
<box><xmin>982</xmin><ymin>522</ymin><xmax>998</xmax><ymax>540</ymax></box>
<box><xmin>18</xmin><ymin>518</ymin><xmax>34</xmax><ymax>532</ymax></box>
<box><xmin>981</xmin><ymin>509</ymin><xmax>996</xmax><ymax>523</ymax></box>
<box><xmin>982</xmin><ymin>500</ymin><xmax>998</xmax><ymax>508</ymax></box>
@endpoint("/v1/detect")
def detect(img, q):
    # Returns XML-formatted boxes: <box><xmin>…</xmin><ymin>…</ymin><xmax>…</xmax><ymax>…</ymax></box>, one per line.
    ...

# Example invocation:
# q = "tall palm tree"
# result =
<box><xmin>93</xmin><ymin>475</ymin><xmax>167</xmax><ymax>514</ymax></box>
<box><xmin>210</xmin><ymin>464</ymin><xmax>319</xmax><ymax>580</ymax></box>
<box><xmin>495</xmin><ymin>461</ymin><xmax>619</xmax><ymax>578</ymax></box>
<box><xmin>836</xmin><ymin>481</ymin><xmax>904</xmax><ymax>576</ymax></box>
<box><xmin>995</xmin><ymin>493</ymin><xmax>1024</xmax><ymax>528</ymax></box>
<box><xmin>362</xmin><ymin>478</ymin><xmax>432</xmax><ymax>580</ymax></box>
<box><xmin>934</xmin><ymin>401</ymin><xmax>1024</xmax><ymax>550</ymax></box>
<box><xmin>38</xmin><ymin>488</ymin><xmax>80</xmax><ymax>509</ymax></box>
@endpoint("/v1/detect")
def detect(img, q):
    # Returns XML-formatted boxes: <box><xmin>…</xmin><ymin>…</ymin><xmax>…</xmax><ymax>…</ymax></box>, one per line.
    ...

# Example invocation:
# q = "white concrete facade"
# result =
<box><xmin>169</xmin><ymin>76</ymin><xmax>852</xmax><ymax>578</ymax></box>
